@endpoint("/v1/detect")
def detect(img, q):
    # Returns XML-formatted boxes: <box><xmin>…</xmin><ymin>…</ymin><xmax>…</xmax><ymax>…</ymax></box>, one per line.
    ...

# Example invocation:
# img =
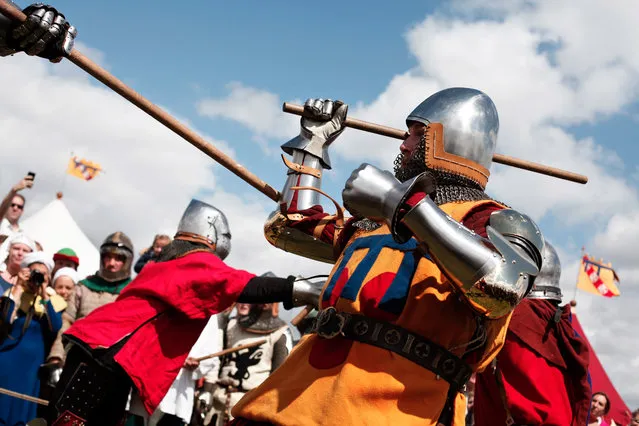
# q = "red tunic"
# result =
<box><xmin>474</xmin><ymin>299</ymin><xmax>590</xmax><ymax>426</ymax></box>
<box><xmin>64</xmin><ymin>251</ymin><xmax>255</xmax><ymax>414</ymax></box>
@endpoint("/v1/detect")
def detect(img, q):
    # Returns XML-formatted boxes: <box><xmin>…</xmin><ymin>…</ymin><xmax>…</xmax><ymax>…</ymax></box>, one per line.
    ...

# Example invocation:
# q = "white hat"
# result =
<box><xmin>8</xmin><ymin>233</ymin><xmax>36</xmax><ymax>252</ymax></box>
<box><xmin>21</xmin><ymin>251</ymin><xmax>54</xmax><ymax>274</ymax></box>
<box><xmin>53</xmin><ymin>267</ymin><xmax>79</xmax><ymax>285</ymax></box>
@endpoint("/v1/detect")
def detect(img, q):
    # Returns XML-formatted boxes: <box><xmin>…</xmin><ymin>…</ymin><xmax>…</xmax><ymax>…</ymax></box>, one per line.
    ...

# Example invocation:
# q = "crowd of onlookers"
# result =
<box><xmin>0</xmin><ymin>175</ymin><xmax>295</xmax><ymax>426</ymax></box>
<box><xmin>1</xmin><ymin>173</ymin><xmax>638</xmax><ymax>426</ymax></box>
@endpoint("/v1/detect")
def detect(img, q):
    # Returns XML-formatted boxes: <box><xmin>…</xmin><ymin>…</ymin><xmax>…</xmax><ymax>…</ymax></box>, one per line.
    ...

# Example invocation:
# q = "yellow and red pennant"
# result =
<box><xmin>577</xmin><ymin>254</ymin><xmax>620</xmax><ymax>297</ymax></box>
<box><xmin>66</xmin><ymin>156</ymin><xmax>102</xmax><ymax>181</ymax></box>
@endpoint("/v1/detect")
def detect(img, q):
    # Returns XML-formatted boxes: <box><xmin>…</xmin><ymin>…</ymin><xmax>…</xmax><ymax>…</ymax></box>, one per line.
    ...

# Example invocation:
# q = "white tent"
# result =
<box><xmin>19</xmin><ymin>197</ymin><xmax>100</xmax><ymax>279</ymax></box>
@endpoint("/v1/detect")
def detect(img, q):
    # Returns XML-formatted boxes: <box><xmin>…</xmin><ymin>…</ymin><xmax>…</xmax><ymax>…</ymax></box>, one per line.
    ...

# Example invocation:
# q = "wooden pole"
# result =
<box><xmin>0</xmin><ymin>0</ymin><xmax>281</xmax><ymax>203</ymax></box>
<box><xmin>283</xmin><ymin>102</ymin><xmax>589</xmax><ymax>185</ymax></box>
<box><xmin>194</xmin><ymin>339</ymin><xmax>267</xmax><ymax>362</ymax></box>
<box><xmin>0</xmin><ymin>387</ymin><xmax>49</xmax><ymax>406</ymax></box>
<box><xmin>290</xmin><ymin>305</ymin><xmax>312</xmax><ymax>327</ymax></box>
<box><xmin>194</xmin><ymin>310</ymin><xmax>312</xmax><ymax>362</ymax></box>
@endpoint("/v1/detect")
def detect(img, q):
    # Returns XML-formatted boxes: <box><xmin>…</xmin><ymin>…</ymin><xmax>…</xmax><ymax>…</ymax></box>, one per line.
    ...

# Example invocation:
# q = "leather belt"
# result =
<box><xmin>311</xmin><ymin>307</ymin><xmax>472</xmax><ymax>393</ymax></box>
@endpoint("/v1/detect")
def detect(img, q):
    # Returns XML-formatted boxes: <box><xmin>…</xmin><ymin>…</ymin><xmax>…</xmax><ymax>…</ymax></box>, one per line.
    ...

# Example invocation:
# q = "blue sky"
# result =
<box><xmin>32</xmin><ymin>1</ymin><xmax>639</xmax><ymax>218</ymax></box>
<box><xmin>5</xmin><ymin>0</ymin><xmax>639</xmax><ymax>407</ymax></box>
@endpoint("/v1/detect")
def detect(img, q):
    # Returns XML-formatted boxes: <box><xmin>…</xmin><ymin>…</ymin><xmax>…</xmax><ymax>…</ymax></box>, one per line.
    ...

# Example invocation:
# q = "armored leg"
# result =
<box><xmin>47</xmin><ymin>345</ymin><xmax>132</xmax><ymax>426</ymax></box>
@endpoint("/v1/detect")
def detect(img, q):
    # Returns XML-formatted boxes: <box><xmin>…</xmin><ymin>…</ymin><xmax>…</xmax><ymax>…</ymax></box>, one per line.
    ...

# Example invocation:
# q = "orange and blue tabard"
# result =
<box><xmin>233</xmin><ymin>200</ymin><xmax>513</xmax><ymax>426</ymax></box>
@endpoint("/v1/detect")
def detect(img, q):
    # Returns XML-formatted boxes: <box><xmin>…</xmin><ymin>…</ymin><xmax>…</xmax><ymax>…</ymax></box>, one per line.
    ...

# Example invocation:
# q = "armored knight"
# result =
<box><xmin>474</xmin><ymin>243</ymin><xmax>592</xmax><ymax>426</ymax></box>
<box><xmin>0</xmin><ymin>2</ymin><xmax>76</xmax><ymax>62</ymax></box>
<box><xmin>204</xmin><ymin>299</ymin><xmax>291</xmax><ymax>426</ymax></box>
<box><xmin>43</xmin><ymin>199</ymin><xmax>322</xmax><ymax>426</ymax></box>
<box><xmin>231</xmin><ymin>88</ymin><xmax>545</xmax><ymax>426</ymax></box>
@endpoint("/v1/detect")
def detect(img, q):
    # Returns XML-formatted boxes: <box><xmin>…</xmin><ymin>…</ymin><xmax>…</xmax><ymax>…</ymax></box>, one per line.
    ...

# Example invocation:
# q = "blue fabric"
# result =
<box><xmin>322</xmin><ymin>234</ymin><xmax>428</xmax><ymax>319</ymax></box>
<box><xmin>0</xmin><ymin>296</ymin><xmax>62</xmax><ymax>426</ymax></box>
<box><xmin>0</xmin><ymin>276</ymin><xmax>11</xmax><ymax>294</ymax></box>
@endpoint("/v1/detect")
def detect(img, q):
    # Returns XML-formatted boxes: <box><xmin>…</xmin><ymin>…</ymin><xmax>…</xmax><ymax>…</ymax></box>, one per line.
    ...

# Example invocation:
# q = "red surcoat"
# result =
<box><xmin>474</xmin><ymin>299</ymin><xmax>591</xmax><ymax>426</ymax></box>
<box><xmin>64</xmin><ymin>251</ymin><xmax>254</xmax><ymax>414</ymax></box>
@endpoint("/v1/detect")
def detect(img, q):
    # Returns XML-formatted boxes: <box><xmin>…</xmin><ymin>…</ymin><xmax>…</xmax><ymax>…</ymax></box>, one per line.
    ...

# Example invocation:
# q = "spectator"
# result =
<box><xmin>52</xmin><ymin>267</ymin><xmax>79</xmax><ymax>301</ymax></box>
<box><xmin>47</xmin><ymin>232</ymin><xmax>134</xmax><ymax>364</ymax></box>
<box><xmin>589</xmin><ymin>391</ymin><xmax>612</xmax><ymax>426</ymax></box>
<box><xmin>631</xmin><ymin>409</ymin><xmax>639</xmax><ymax>426</ymax></box>
<box><xmin>0</xmin><ymin>174</ymin><xmax>34</xmax><ymax>238</ymax></box>
<box><xmin>134</xmin><ymin>234</ymin><xmax>171</xmax><ymax>273</ymax></box>
<box><xmin>52</xmin><ymin>247</ymin><xmax>80</xmax><ymax>276</ymax></box>
<box><xmin>0</xmin><ymin>251</ymin><xmax>65</xmax><ymax>426</ymax></box>
<box><xmin>0</xmin><ymin>234</ymin><xmax>36</xmax><ymax>292</ymax></box>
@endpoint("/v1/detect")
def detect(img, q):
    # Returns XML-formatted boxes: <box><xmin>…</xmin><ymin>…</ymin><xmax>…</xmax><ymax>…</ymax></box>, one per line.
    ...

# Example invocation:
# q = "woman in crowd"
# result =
<box><xmin>589</xmin><ymin>391</ymin><xmax>612</xmax><ymax>426</ymax></box>
<box><xmin>0</xmin><ymin>252</ymin><xmax>66</xmax><ymax>425</ymax></box>
<box><xmin>0</xmin><ymin>234</ymin><xmax>35</xmax><ymax>292</ymax></box>
<box><xmin>630</xmin><ymin>409</ymin><xmax>639</xmax><ymax>426</ymax></box>
<box><xmin>52</xmin><ymin>267</ymin><xmax>79</xmax><ymax>301</ymax></box>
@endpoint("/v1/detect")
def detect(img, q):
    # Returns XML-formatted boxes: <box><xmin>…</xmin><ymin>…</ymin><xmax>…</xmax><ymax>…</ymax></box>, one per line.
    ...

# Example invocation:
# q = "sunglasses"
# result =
<box><xmin>10</xmin><ymin>203</ymin><xmax>24</xmax><ymax>210</ymax></box>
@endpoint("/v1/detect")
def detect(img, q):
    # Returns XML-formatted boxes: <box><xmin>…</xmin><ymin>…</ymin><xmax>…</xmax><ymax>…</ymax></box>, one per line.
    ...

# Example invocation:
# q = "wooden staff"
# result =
<box><xmin>0</xmin><ymin>0</ymin><xmax>281</xmax><ymax>202</ymax></box>
<box><xmin>0</xmin><ymin>387</ymin><xmax>48</xmax><ymax>406</ymax></box>
<box><xmin>290</xmin><ymin>305</ymin><xmax>313</xmax><ymax>327</ymax></box>
<box><xmin>195</xmin><ymin>339</ymin><xmax>268</xmax><ymax>362</ymax></box>
<box><xmin>283</xmin><ymin>102</ymin><xmax>589</xmax><ymax>185</ymax></box>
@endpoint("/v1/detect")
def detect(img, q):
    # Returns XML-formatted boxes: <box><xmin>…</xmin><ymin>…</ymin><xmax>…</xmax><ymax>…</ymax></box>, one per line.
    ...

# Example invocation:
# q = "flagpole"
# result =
<box><xmin>572</xmin><ymin>247</ymin><xmax>585</xmax><ymax>305</ymax></box>
<box><xmin>59</xmin><ymin>152</ymin><xmax>72</xmax><ymax>197</ymax></box>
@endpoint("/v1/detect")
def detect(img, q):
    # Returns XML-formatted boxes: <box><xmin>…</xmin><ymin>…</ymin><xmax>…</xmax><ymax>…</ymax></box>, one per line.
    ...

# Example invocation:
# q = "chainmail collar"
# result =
<box><xmin>237</xmin><ymin>307</ymin><xmax>286</xmax><ymax>334</ymax></box>
<box><xmin>430</xmin><ymin>170</ymin><xmax>493</xmax><ymax>205</ymax></box>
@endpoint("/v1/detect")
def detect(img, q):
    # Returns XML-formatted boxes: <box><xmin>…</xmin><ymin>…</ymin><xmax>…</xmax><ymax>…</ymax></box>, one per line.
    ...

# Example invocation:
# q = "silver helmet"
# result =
<box><xmin>527</xmin><ymin>242</ymin><xmax>563</xmax><ymax>302</ymax></box>
<box><xmin>406</xmin><ymin>87</ymin><xmax>499</xmax><ymax>188</ymax></box>
<box><xmin>175</xmin><ymin>199</ymin><xmax>232</xmax><ymax>260</ymax></box>
<box><xmin>99</xmin><ymin>231</ymin><xmax>134</xmax><ymax>282</ymax></box>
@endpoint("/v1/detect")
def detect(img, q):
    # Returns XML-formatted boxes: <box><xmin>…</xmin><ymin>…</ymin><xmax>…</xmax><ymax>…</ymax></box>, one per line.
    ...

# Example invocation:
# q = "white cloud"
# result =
<box><xmin>196</xmin><ymin>0</ymin><xmax>639</xmax><ymax>407</ymax></box>
<box><xmin>196</xmin><ymin>81</ymin><xmax>299</xmax><ymax>142</ymax></box>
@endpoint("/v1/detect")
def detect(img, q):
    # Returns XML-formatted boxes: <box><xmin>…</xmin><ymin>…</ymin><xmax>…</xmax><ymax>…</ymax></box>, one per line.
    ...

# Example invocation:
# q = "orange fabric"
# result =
<box><xmin>233</xmin><ymin>200</ymin><xmax>512</xmax><ymax>426</ymax></box>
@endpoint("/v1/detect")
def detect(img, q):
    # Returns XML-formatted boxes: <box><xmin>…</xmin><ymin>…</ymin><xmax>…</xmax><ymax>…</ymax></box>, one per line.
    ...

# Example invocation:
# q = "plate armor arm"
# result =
<box><xmin>264</xmin><ymin>98</ymin><xmax>348</xmax><ymax>264</ymax></box>
<box><xmin>343</xmin><ymin>164</ymin><xmax>544</xmax><ymax>318</ymax></box>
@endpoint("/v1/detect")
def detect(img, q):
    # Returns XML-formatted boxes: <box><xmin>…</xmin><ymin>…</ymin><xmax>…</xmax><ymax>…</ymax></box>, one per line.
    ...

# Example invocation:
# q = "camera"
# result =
<box><xmin>29</xmin><ymin>270</ymin><xmax>45</xmax><ymax>287</ymax></box>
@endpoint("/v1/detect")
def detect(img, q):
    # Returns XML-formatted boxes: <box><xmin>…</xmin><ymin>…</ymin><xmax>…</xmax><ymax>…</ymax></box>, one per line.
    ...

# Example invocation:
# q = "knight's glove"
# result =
<box><xmin>281</xmin><ymin>98</ymin><xmax>348</xmax><ymax>169</ymax></box>
<box><xmin>342</xmin><ymin>163</ymin><xmax>435</xmax><ymax>243</ymax></box>
<box><xmin>291</xmin><ymin>276</ymin><xmax>324</xmax><ymax>308</ymax></box>
<box><xmin>1</xmin><ymin>3</ymin><xmax>77</xmax><ymax>62</ymax></box>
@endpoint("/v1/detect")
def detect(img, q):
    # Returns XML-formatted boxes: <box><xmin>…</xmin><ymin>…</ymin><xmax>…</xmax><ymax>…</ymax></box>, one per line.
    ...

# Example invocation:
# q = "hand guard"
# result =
<box><xmin>342</xmin><ymin>163</ymin><xmax>435</xmax><ymax>243</ymax></box>
<box><xmin>7</xmin><ymin>3</ymin><xmax>76</xmax><ymax>62</ymax></box>
<box><xmin>281</xmin><ymin>98</ymin><xmax>348</xmax><ymax>169</ymax></box>
<box><xmin>291</xmin><ymin>276</ymin><xmax>324</xmax><ymax>308</ymax></box>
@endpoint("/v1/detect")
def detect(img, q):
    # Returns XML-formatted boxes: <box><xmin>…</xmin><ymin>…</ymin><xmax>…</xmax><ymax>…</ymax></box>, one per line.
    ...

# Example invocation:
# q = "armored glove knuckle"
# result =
<box><xmin>282</xmin><ymin>97</ymin><xmax>347</xmax><ymax>169</ymax></box>
<box><xmin>342</xmin><ymin>163</ymin><xmax>400</xmax><ymax>221</ymax></box>
<box><xmin>11</xmin><ymin>3</ymin><xmax>74</xmax><ymax>62</ymax></box>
